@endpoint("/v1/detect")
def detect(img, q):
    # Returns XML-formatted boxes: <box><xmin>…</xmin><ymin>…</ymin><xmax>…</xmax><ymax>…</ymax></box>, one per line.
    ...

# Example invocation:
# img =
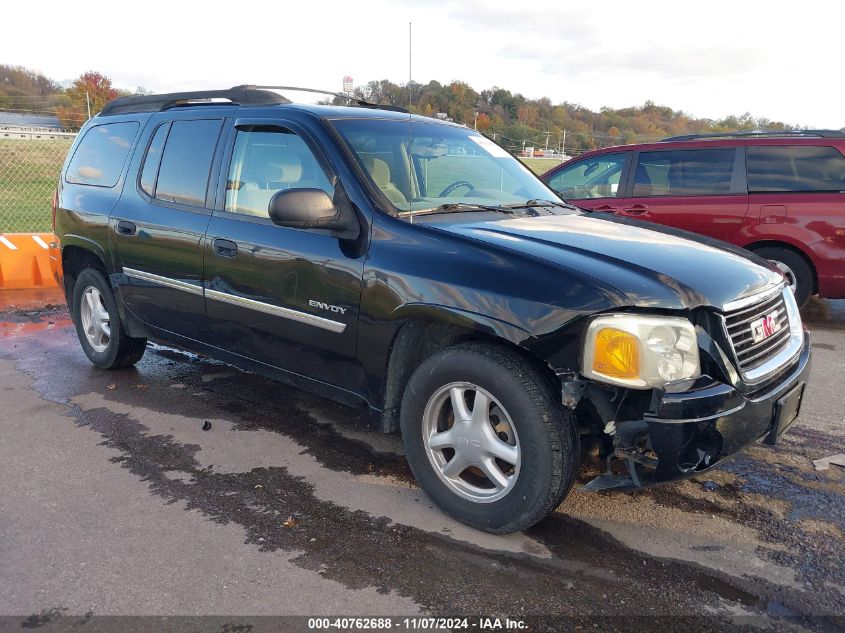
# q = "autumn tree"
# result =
<box><xmin>56</xmin><ymin>71</ymin><xmax>120</xmax><ymax>129</ymax></box>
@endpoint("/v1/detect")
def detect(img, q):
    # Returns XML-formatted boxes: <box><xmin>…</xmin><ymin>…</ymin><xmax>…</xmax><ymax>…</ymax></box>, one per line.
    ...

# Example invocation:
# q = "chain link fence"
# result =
<box><xmin>0</xmin><ymin>135</ymin><xmax>75</xmax><ymax>233</ymax></box>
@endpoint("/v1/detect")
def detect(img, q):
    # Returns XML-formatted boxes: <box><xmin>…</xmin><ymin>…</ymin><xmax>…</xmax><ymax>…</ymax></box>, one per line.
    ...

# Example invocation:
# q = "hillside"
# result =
<box><xmin>3</xmin><ymin>66</ymin><xmax>837</xmax><ymax>153</ymax></box>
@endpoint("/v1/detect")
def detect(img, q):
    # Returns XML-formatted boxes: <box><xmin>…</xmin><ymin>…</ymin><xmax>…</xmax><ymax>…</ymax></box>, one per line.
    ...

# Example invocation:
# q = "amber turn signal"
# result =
<box><xmin>592</xmin><ymin>327</ymin><xmax>640</xmax><ymax>380</ymax></box>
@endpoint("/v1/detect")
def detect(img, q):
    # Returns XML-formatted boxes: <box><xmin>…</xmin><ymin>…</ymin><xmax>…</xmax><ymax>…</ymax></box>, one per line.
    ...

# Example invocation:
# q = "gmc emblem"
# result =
<box><xmin>750</xmin><ymin>311</ymin><xmax>782</xmax><ymax>344</ymax></box>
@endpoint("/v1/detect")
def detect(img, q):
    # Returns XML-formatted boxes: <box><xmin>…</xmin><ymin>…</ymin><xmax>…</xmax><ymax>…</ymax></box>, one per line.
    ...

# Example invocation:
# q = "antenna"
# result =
<box><xmin>408</xmin><ymin>21</ymin><xmax>413</xmax><ymax>224</ymax></box>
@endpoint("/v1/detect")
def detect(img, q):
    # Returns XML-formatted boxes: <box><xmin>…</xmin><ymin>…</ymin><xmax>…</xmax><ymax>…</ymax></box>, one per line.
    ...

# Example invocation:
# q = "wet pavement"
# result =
<box><xmin>0</xmin><ymin>290</ymin><xmax>843</xmax><ymax>631</ymax></box>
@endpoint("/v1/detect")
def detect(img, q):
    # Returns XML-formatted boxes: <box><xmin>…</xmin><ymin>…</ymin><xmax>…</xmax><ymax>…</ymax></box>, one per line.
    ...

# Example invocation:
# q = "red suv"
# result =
<box><xmin>542</xmin><ymin>131</ymin><xmax>845</xmax><ymax>306</ymax></box>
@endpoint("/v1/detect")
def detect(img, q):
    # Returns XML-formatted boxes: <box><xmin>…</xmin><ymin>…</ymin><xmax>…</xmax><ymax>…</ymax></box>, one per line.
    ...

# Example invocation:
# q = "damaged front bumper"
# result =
<box><xmin>584</xmin><ymin>331</ymin><xmax>812</xmax><ymax>491</ymax></box>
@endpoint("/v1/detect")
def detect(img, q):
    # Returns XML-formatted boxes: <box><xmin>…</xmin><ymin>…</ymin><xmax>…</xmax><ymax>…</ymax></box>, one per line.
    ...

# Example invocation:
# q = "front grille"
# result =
<box><xmin>724</xmin><ymin>291</ymin><xmax>790</xmax><ymax>373</ymax></box>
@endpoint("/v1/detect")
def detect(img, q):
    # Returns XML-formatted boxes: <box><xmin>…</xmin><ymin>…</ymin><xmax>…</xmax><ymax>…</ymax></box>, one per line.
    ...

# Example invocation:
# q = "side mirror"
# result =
<box><xmin>268</xmin><ymin>188</ymin><xmax>360</xmax><ymax>240</ymax></box>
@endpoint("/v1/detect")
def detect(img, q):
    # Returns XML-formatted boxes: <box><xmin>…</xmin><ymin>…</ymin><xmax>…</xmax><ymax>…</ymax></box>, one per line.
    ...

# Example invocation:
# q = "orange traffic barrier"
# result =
<box><xmin>0</xmin><ymin>233</ymin><xmax>59</xmax><ymax>290</ymax></box>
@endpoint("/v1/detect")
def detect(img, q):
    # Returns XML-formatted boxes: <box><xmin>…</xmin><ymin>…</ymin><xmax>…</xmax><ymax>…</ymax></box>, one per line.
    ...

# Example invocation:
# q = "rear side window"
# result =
<box><xmin>66</xmin><ymin>121</ymin><xmax>139</xmax><ymax>187</ymax></box>
<box><xmin>747</xmin><ymin>145</ymin><xmax>845</xmax><ymax>193</ymax></box>
<box><xmin>633</xmin><ymin>149</ymin><xmax>735</xmax><ymax>197</ymax></box>
<box><xmin>154</xmin><ymin>119</ymin><xmax>222</xmax><ymax>207</ymax></box>
<box><xmin>547</xmin><ymin>153</ymin><xmax>629</xmax><ymax>199</ymax></box>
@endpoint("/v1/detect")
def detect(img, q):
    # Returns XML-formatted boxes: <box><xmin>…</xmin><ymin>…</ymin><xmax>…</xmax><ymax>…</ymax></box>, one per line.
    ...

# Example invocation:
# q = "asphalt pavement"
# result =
<box><xmin>0</xmin><ymin>290</ymin><xmax>842</xmax><ymax>632</ymax></box>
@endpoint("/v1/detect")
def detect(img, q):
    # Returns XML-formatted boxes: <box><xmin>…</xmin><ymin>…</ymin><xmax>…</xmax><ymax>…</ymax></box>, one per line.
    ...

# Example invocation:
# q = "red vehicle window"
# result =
<box><xmin>747</xmin><ymin>145</ymin><xmax>845</xmax><ymax>193</ymax></box>
<box><xmin>632</xmin><ymin>149</ymin><xmax>735</xmax><ymax>197</ymax></box>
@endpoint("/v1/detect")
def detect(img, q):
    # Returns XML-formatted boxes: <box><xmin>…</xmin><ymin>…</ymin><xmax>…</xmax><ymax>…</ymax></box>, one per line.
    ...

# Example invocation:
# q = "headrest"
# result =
<box><xmin>363</xmin><ymin>156</ymin><xmax>391</xmax><ymax>188</ymax></box>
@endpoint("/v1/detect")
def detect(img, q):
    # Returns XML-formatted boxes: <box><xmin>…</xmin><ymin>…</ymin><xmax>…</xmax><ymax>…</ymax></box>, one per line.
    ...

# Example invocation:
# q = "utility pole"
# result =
<box><xmin>86</xmin><ymin>91</ymin><xmax>91</xmax><ymax>120</ymax></box>
<box><xmin>544</xmin><ymin>130</ymin><xmax>550</xmax><ymax>150</ymax></box>
<box><xmin>560</xmin><ymin>129</ymin><xmax>567</xmax><ymax>161</ymax></box>
<box><xmin>473</xmin><ymin>111</ymin><xmax>479</xmax><ymax>131</ymax></box>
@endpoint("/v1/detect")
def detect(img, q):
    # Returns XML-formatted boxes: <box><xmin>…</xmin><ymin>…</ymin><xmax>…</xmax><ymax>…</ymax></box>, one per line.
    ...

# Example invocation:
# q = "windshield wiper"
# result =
<box><xmin>404</xmin><ymin>202</ymin><xmax>518</xmax><ymax>217</ymax></box>
<box><xmin>504</xmin><ymin>199</ymin><xmax>582</xmax><ymax>213</ymax></box>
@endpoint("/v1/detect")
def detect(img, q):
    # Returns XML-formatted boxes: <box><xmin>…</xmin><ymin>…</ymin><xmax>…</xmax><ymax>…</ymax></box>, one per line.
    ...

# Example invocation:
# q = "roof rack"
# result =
<box><xmin>99</xmin><ymin>86</ymin><xmax>290</xmax><ymax>116</ymax></box>
<box><xmin>99</xmin><ymin>85</ymin><xmax>409</xmax><ymax>117</ymax></box>
<box><xmin>662</xmin><ymin>129</ymin><xmax>845</xmax><ymax>142</ymax></box>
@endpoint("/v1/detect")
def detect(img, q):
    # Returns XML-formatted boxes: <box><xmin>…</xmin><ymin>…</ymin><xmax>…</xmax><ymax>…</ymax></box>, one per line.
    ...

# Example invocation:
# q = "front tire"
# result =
<box><xmin>72</xmin><ymin>268</ymin><xmax>147</xmax><ymax>369</ymax></box>
<box><xmin>400</xmin><ymin>343</ymin><xmax>577</xmax><ymax>534</ymax></box>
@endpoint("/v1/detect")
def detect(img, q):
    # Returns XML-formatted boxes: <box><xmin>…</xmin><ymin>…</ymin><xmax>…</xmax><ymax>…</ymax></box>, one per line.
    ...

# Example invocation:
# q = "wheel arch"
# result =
<box><xmin>378</xmin><ymin>306</ymin><xmax>560</xmax><ymax>433</ymax></box>
<box><xmin>61</xmin><ymin>243</ymin><xmax>109</xmax><ymax>306</ymax></box>
<box><xmin>745</xmin><ymin>240</ymin><xmax>818</xmax><ymax>294</ymax></box>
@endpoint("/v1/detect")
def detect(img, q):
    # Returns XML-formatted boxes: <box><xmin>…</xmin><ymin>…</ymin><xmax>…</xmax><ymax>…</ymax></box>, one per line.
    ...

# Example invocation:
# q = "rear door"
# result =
<box><xmin>202</xmin><ymin>119</ymin><xmax>365</xmax><ymax>393</ymax></box>
<box><xmin>110</xmin><ymin>115</ymin><xmax>225</xmax><ymax>340</ymax></box>
<box><xmin>544</xmin><ymin>152</ymin><xmax>632</xmax><ymax>211</ymax></box>
<box><xmin>621</xmin><ymin>147</ymin><xmax>749</xmax><ymax>241</ymax></box>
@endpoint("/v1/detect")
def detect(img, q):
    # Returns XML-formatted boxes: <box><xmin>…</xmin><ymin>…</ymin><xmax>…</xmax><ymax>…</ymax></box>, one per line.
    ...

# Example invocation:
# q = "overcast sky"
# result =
<box><xmin>4</xmin><ymin>0</ymin><xmax>843</xmax><ymax>128</ymax></box>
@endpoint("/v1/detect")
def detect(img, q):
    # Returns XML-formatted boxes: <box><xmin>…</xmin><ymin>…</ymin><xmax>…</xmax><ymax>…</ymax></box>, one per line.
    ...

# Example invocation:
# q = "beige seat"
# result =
<box><xmin>363</xmin><ymin>156</ymin><xmax>407</xmax><ymax>207</ymax></box>
<box><xmin>227</xmin><ymin>155</ymin><xmax>306</xmax><ymax>217</ymax></box>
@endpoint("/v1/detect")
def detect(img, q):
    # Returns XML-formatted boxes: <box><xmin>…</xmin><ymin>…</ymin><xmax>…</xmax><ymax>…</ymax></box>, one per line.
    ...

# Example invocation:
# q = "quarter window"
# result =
<box><xmin>632</xmin><ymin>149</ymin><xmax>735</xmax><ymax>197</ymax></box>
<box><xmin>224</xmin><ymin>126</ymin><xmax>334</xmax><ymax>218</ymax></box>
<box><xmin>139</xmin><ymin>123</ymin><xmax>170</xmax><ymax>196</ymax></box>
<box><xmin>547</xmin><ymin>153</ymin><xmax>629</xmax><ymax>200</ymax></box>
<box><xmin>155</xmin><ymin>119</ymin><xmax>222</xmax><ymax>207</ymax></box>
<box><xmin>747</xmin><ymin>145</ymin><xmax>845</xmax><ymax>193</ymax></box>
<box><xmin>66</xmin><ymin>121</ymin><xmax>139</xmax><ymax>187</ymax></box>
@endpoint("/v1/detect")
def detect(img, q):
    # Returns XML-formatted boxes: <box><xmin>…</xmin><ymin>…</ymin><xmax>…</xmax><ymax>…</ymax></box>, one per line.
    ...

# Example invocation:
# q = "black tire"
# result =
<box><xmin>72</xmin><ymin>268</ymin><xmax>147</xmax><ymax>369</ymax></box>
<box><xmin>400</xmin><ymin>342</ymin><xmax>578</xmax><ymax>534</ymax></box>
<box><xmin>752</xmin><ymin>246</ymin><xmax>814</xmax><ymax>308</ymax></box>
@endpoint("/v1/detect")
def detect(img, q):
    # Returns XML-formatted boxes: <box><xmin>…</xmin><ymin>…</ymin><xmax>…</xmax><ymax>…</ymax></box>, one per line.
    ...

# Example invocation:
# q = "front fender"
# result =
<box><xmin>389</xmin><ymin>302</ymin><xmax>534</xmax><ymax>347</ymax></box>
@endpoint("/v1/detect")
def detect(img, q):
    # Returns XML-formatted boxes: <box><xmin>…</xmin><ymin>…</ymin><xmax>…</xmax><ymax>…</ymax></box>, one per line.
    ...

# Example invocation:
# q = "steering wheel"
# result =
<box><xmin>439</xmin><ymin>180</ymin><xmax>475</xmax><ymax>197</ymax></box>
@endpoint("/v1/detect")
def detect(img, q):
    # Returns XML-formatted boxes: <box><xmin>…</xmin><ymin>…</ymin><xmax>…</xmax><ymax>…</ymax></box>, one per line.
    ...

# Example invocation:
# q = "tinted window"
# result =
<box><xmin>155</xmin><ymin>119</ymin><xmax>222</xmax><ymax>207</ymax></box>
<box><xmin>66</xmin><ymin>121</ymin><xmax>139</xmax><ymax>187</ymax></box>
<box><xmin>633</xmin><ymin>149</ymin><xmax>735</xmax><ymax>197</ymax></box>
<box><xmin>139</xmin><ymin>123</ymin><xmax>170</xmax><ymax>196</ymax></box>
<box><xmin>225</xmin><ymin>126</ymin><xmax>334</xmax><ymax>218</ymax></box>
<box><xmin>547</xmin><ymin>153</ymin><xmax>629</xmax><ymax>199</ymax></box>
<box><xmin>747</xmin><ymin>145</ymin><xmax>845</xmax><ymax>193</ymax></box>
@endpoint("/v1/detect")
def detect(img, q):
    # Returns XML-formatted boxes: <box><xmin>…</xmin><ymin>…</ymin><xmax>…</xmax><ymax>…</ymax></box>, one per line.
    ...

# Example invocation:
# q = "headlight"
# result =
<box><xmin>582</xmin><ymin>314</ymin><xmax>700</xmax><ymax>389</ymax></box>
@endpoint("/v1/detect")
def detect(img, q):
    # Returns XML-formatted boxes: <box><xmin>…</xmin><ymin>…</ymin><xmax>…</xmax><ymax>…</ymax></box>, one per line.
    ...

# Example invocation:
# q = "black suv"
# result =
<box><xmin>53</xmin><ymin>87</ymin><xmax>812</xmax><ymax>533</ymax></box>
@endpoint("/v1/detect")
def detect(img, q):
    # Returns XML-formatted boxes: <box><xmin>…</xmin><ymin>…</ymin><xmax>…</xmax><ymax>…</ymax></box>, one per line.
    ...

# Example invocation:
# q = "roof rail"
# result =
<box><xmin>244</xmin><ymin>85</ymin><xmax>409</xmax><ymax>113</ymax></box>
<box><xmin>662</xmin><ymin>129</ymin><xmax>845</xmax><ymax>142</ymax></box>
<box><xmin>99</xmin><ymin>85</ymin><xmax>410</xmax><ymax>117</ymax></box>
<box><xmin>99</xmin><ymin>86</ymin><xmax>290</xmax><ymax>116</ymax></box>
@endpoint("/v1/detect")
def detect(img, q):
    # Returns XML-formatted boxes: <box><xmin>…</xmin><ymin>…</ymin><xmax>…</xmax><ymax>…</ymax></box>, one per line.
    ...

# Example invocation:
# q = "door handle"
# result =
<box><xmin>116</xmin><ymin>220</ymin><xmax>137</xmax><ymax>236</ymax></box>
<box><xmin>593</xmin><ymin>204</ymin><xmax>619</xmax><ymax>212</ymax></box>
<box><xmin>212</xmin><ymin>238</ymin><xmax>238</xmax><ymax>258</ymax></box>
<box><xmin>621</xmin><ymin>205</ymin><xmax>648</xmax><ymax>216</ymax></box>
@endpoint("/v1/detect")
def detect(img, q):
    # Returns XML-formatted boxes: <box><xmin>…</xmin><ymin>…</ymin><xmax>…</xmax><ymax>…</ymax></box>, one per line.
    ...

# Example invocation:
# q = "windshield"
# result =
<box><xmin>331</xmin><ymin>118</ymin><xmax>563</xmax><ymax>215</ymax></box>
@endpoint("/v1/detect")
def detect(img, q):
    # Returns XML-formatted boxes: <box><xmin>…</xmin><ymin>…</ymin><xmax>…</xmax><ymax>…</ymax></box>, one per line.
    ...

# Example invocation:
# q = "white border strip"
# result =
<box><xmin>31</xmin><ymin>235</ymin><xmax>50</xmax><ymax>249</ymax></box>
<box><xmin>0</xmin><ymin>236</ymin><xmax>18</xmax><ymax>250</ymax></box>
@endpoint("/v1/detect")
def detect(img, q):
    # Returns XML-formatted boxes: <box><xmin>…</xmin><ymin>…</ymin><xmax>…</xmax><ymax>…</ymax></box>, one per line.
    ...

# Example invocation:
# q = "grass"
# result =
<box><xmin>0</xmin><ymin>139</ymin><xmax>73</xmax><ymax>233</ymax></box>
<box><xmin>519</xmin><ymin>157</ymin><xmax>563</xmax><ymax>176</ymax></box>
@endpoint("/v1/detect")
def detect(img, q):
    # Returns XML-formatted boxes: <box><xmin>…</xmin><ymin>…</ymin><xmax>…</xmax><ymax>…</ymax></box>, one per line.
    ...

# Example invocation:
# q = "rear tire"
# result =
<box><xmin>400</xmin><ymin>342</ymin><xmax>577</xmax><ymax>534</ymax></box>
<box><xmin>72</xmin><ymin>268</ymin><xmax>147</xmax><ymax>369</ymax></box>
<box><xmin>753</xmin><ymin>246</ymin><xmax>814</xmax><ymax>308</ymax></box>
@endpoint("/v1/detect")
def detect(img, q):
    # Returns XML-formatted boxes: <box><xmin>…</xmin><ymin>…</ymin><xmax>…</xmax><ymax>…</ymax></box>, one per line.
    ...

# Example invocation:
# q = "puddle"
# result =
<box><xmin>0</xmin><ymin>318</ymin><xmax>73</xmax><ymax>340</ymax></box>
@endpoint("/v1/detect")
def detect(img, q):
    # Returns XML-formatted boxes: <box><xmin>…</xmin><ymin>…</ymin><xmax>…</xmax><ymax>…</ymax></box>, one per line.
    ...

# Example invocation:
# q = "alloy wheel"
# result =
<box><xmin>421</xmin><ymin>382</ymin><xmax>520</xmax><ymax>503</ymax></box>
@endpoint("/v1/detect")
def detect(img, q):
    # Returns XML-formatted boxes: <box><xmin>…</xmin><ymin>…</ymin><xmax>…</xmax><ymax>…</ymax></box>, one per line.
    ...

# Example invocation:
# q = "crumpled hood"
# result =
<box><xmin>431</xmin><ymin>213</ymin><xmax>782</xmax><ymax>310</ymax></box>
